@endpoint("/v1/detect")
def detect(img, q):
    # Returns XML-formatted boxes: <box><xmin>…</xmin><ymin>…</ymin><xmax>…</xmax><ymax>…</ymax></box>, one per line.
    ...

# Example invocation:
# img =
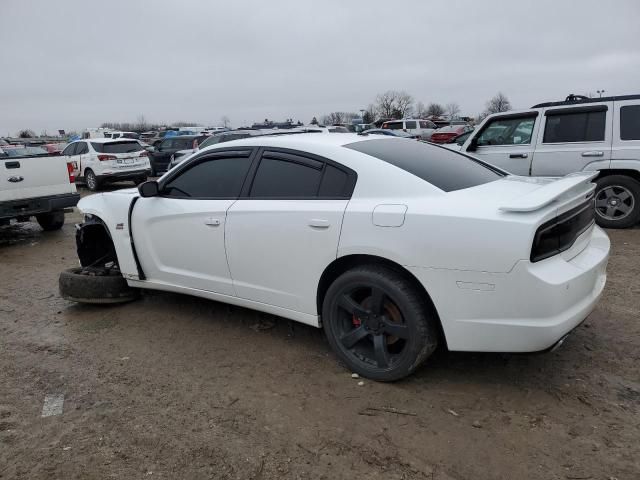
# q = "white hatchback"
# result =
<box><xmin>62</xmin><ymin>139</ymin><xmax>151</xmax><ymax>191</ymax></box>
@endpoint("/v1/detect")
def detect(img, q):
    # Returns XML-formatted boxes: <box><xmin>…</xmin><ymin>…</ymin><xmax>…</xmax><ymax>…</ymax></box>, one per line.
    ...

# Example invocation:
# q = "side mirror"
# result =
<box><xmin>138</xmin><ymin>180</ymin><xmax>159</xmax><ymax>198</ymax></box>
<box><xmin>466</xmin><ymin>137</ymin><xmax>478</xmax><ymax>152</ymax></box>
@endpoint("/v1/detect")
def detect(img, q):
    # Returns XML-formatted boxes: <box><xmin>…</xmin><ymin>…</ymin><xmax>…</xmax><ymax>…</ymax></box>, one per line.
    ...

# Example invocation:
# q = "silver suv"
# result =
<box><xmin>462</xmin><ymin>94</ymin><xmax>640</xmax><ymax>228</ymax></box>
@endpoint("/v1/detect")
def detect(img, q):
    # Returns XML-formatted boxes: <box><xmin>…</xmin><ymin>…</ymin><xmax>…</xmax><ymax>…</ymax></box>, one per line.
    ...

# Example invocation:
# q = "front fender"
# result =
<box><xmin>77</xmin><ymin>192</ymin><xmax>141</xmax><ymax>279</ymax></box>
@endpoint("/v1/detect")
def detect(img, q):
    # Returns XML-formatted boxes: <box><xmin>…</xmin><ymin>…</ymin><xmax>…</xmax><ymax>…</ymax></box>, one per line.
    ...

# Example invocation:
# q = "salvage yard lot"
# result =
<box><xmin>1</xmin><ymin>190</ymin><xmax>639</xmax><ymax>479</ymax></box>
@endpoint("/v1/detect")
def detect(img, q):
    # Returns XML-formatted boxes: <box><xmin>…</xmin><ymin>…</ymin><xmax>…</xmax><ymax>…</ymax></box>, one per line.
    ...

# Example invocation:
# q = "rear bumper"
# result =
<box><xmin>0</xmin><ymin>192</ymin><xmax>80</xmax><ymax>221</ymax></box>
<box><xmin>97</xmin><ymin>169</ymin><xmax>150</xmax><ymax>183</ymax></box>
<box><xmin>408</xmin><ymin>226</ymin><xmax>610</xmax><ymax>352</ymax></box>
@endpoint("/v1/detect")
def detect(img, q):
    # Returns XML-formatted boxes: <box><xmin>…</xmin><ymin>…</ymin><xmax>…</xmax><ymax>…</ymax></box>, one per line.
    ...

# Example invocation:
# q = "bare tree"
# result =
<box><xmin>374</xmin><ymin>90</ymin><xmax>414</xmax><ymax>119</ymax></box>
<box><xmin>18</xmin><ymin>129</ymin><xmax>35</xmax><ymax>138</ymax></box>
<box><xmin>427</xmin><ymin>103</ymin><xmax>445</xmax><ymax>117</ymax></box>
<box><xmin>484</xmin><ymin>92</ymin><xmax>511</xmax><ymax>116</ymax></box>
<box><xmin>445</xmin><ymin>102</ymin><xmax>461</xmax><ymax>119</ymax></box>
<box><xmin>414</xmin><ymin>101</ymin><xmax>428</xmax><ymax>119</ymax></box>
<box><xmin>362</xmin><ymin>104</ymin><xmax>377</xmax><ymax>124</ymax></box>
<box><xmin>136</xmin><ymin>114</ymin><xmax>148</xmax><ymax>132</ymax></box>
<box><xmin>321</xmin><ymin>112</ymin><xmax>346</xmax><ymax>125</ymax></box>
<box><xmin>220</xmin><ymin>116</ymin><xmax>231</xmax><ymax>129</ymax></box>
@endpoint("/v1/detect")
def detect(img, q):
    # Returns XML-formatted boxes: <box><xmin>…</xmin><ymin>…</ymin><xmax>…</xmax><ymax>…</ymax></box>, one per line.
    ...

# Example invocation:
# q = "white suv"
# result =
<box><xmin>381</xmin><ymin>119</ymin><xmax>437</xmax><ymax>140</ymax></box>
<box><xmin>461</xmin><ymin>94</ymin><xmax>640</xmax><ymax>228</ymax></box>
<box><xmin>62</xmin><ymin>138</ymin><xmax>151</xmax><ymax>191</ymax></box>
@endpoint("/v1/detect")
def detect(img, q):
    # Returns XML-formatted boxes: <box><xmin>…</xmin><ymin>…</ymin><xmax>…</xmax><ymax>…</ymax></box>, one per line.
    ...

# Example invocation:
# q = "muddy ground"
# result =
<box><xmin>1</xmin><ymin>186</ymin><xmax>639</xmax><ymax>479</ymax></box>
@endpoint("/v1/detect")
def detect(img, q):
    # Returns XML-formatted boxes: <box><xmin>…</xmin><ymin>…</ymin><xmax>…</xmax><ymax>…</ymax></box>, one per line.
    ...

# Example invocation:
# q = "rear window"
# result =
<box><xmin>344</xmin><ymin>138</ymin><xmax>504</xmax><ymax>192</ymax></box>
<box><xmin>91</xmin><ymin>141</ymin><xmax>143</xmax><ymax>154</ymax></box>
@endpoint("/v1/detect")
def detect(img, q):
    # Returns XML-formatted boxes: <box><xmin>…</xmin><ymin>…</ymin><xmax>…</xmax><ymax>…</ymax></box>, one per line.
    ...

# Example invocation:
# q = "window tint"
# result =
<box><xmin>318</xmin><ymin>165</ymin><xmax>349</xmax><ymax>197</ymax></box>
<box><xmin>384</xmin><ymin>122</ymin><xmax>403</xmax><ymax>130</ymax></box>
<box><xmin>405</xmin><ymin>121</ymin><xmax>417</xmax><ymax>129</ymax></box>
<box><xmin>543</xmin><ymin>110</ymin><xmax>606</xmax><ymax>143</ymax></box>
<box><xmin>250</xmin><ymin>156</ymin><xmax>322</xmax><ymax>198</ymax></box>
<box><xmin>62</xmin><ymin>143</ymin><xmax>78</xmax><ymax>156</ymax></box>
<box><xmin>419</xmin><ymin>121</ymin><xmax>431</xmax><ymax>128</ymax></box>
<box><xmin>91</xmin><ymin>141</ymin><xmax>143</xmax><ymax>154</ymax></box>
<box><xmin>620</xmin><ymin>105</ymin><xmax>640</xmax><ymax>140</ymax></box>
<box><xmin>344</xmin><ymin>138</ymin><xmax>503</xmax><ymax>192</ymax></box>
<box><xmin>477</xmin><ymin>116</ymin><xmax>535</xmax><ymax>146</ymax></box>
<box><xmin>76</xmin><ymin>142</ymin><xmax>89</xmax><ymax>154</ymax></box>
<box><xmin>163</xmin><ymin>156</ymin><xmax>252</xmax><ymax>198</ymax></box>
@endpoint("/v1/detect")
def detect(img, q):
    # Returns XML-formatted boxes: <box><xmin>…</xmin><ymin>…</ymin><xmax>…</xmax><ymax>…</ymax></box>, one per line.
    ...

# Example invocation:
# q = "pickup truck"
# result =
<box><xmin>460</xmin><ymin>94</ymin><xmax>640</xmax><ymax>228</ymax></box>
<box><xmin>1</xmin><ymin>148</ymin><xmax>80</xmax><ymax>230</ymax></box>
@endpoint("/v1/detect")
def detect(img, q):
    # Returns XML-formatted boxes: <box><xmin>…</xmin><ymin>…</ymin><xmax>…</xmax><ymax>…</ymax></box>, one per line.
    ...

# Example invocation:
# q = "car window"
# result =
<box><xmin>250</xmin><ymin>154</ymin><xmax>323</xmax><ymax>198</ymax></box>
<box><xmin>76</xmin><ymin>142</ymin><xmax>89</xmax><ymax>154</ymax></box>
<box><xmin>91</xmin><ymin>141</ymin><xmax>143</xmax><ymax>154</ymax></box>
<box><xmin>383</xmin><ymin>122</ymin><xmax>403</xmax><ymax>130</ymax></box>
<box><xmin>405</xmin><ymin>121</ymin><xmax>417</xmax><ymax>129</ymax></box>
<box><xmin>62</xmin><ymin>143</ymin><xmax>78</xmax><ymax>156</ymax></box>
<box><xmin>344</xmin><ymin>138</ymin><xmax>504</xmax><ymax>192</ymax></box>
<box><xmin>543</xmin><ymin>109</ymin><xmax>606</xmax><ymax>143</ymax></box>
<box><xmin>620</xmin><ymin>105</ymin><xmax>640</xmax><ymax>140</ymax></box>
<box><xmin>477</xmin><ymin>116</ymin><xmax>535</xmax><ymax>146</ymax></box>
<box><xmin>163</xmin><ymin>156</ymin><xmax>252</xmax><ymax>198</ymax></box>
<box><xmin>318</xmin><ymin>165</ymin><xmax>350</xmax><ymax>197</ymax></box>
<box><xmin>199</xmin><ymin>136</ymin><xmax>223</xmax><ymax>148</ymax></box>
<box><xmin>455</xmin><ymin>131</ymin><xmax>472</xmax><ymax>145</ymax></box>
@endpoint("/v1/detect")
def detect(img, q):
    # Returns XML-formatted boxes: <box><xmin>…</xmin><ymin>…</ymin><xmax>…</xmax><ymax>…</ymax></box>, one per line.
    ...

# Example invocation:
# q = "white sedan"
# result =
<box><xmin>60</xmin><ymin>134</ymin><xmax>609</xmax><ymax>381</ymax></box>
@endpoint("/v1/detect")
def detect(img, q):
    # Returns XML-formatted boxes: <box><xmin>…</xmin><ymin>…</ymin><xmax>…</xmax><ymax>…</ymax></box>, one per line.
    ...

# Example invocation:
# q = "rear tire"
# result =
<box><xmin>36</xmin><ymin>211</ymin><xmax>65</xmax><ymax>231</ymax></box>
<box><xmin>322</xmin><ymin>265</ymin><xmax>439</xmax><ymax>382</ymax></box>
<box><xmin>59</xmin><ymin>267</ymin><xmax>139</xmax><ymax>304</ymax></box>
<box><xmin>85</xmin><ymin>169</ymin><xmax>100</xmax><ymax>191</ymax></box>
<box><xmin>594</xmin><ymin>175</ymin><xmax>640</xmax><ymax>229</ymax></box>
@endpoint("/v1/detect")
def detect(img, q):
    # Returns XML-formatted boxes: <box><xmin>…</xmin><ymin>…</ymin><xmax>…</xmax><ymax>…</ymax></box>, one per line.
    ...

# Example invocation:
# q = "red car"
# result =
<box><xmin>430</xmin><ymin>125</ymin><xmax>473</xmax><ymax>144</ymax></box>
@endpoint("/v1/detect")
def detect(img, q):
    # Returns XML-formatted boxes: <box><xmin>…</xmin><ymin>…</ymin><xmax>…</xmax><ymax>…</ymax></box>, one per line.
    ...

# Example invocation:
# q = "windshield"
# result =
<box><xmin>91</xmin><ymin>141</ymin><xmax>143</xmax><ymax>154</ymax></box>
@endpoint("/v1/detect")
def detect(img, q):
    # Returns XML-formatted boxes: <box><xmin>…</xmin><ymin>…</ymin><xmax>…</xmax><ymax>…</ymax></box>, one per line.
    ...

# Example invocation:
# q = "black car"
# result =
<box><xmin>148</xmin><ymin>135</ymin><xmax>208</xmax><ymax>175</ymax></box>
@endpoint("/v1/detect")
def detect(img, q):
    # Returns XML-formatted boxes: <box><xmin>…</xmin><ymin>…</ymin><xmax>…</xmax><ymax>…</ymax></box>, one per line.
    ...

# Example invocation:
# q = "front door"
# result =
<box><xmin>531</xmin><ymin>104</ymin><xmax>613</xmax><ymax>176</ymax></box>
<box><xmin>131</xmin><ymin>151</ymin><xmax>254</xmax><ymax>295</ymax></box>
<box><xmin>465</xmin><ymin>112</ymin><xmax>539</xmax><ymax>175</ymax></box>
<box><xmin>226</xmin><ymin>150</ymin><xmax>354</xmax><ymax>315</ymax></box>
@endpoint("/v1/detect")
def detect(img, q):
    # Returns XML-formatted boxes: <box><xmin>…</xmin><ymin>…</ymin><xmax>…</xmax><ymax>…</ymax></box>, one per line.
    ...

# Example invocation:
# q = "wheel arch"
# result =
<box><xmin>595</xmin><ymin>168</ymin><xmax>640</xmax><ymax>183</ymax></box>
<box><xmin>76</xmin><ymin>215</ymin><xmax>118</xmax><ymax>267</ymax></box>
<box><xmin>316</xmin><ymin>254</ymin><xmax>447</xmax><ymax>346</ymax></box>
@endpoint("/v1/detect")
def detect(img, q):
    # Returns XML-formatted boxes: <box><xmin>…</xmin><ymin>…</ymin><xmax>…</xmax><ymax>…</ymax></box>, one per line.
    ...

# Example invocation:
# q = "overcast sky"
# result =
<box><xmin>1</xmin><ymin>0</ymin><xmax>639</xmax><ymax>135</ymax></box>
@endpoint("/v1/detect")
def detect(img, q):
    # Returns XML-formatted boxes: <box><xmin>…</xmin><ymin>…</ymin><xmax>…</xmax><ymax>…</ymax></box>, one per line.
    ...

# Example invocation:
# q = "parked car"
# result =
<box><xmin>1</xmin><ymin>147</ymin><xmax>78</xmax><ymax>230</ymax></box>
<box><xmin>60</xmin><ymin>134</ymin><xmax>609</xmax><ymax>381</ymax></box>
<box><xmin>0</xmin><ymin>146</ymin><xmax>49</xmax><ymax>157</ymax></box>
<box><xmin>39</xmin><ymin>143</ymin><xmax>67</xmax><ymax>155</ymax></box>
<box><xmin>380</xmin><ymin>119</ymin><xmax>437</xmax><ymax>140</ymax></box>
<box><xmin>302</xmin><ymin>125</ymin><xmax>351</xmax><ymax>133</ymax></box>
<box><xmin>461</xmin><ymin>93</ymin><xmax>640</xmax><ymax>228</ymax></box>
<box><xmin>104</xmin><ymin>131</ymin><xmax>140</xmax><ymax>140</ymax></box>
<box><xmin>360</xmin><ymin>129</ymin><xmax>418</xmax><ymax>138</ymax></box>
<box><xmin>430</xmin><ymin>125</ymin><xmax>474</xmax><ymax>144</ymax></box>
<box><xmin>147</xmin><ymin>135</ymin><xmax>208</xmax><ymax>175</ymax></box>
<box><xmin>62</xmin><ymin>138</ymin><xmax>150</xmax><ymax>191</ymax></box>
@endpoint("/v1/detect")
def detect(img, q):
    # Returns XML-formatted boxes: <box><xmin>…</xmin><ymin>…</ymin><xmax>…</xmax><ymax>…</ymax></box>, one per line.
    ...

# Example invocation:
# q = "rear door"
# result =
<box><xmin>464</xmin><ymin>112</ymin><xmax>539</xmax><ymax>175</ymax></box>
<box><xmin>62</xmin><ymin>142</ymin><xmax>82</xmax><ymax>178</ymax></box>
<box><xmin>612</xmin><ymin>99</ymin><xmax>640</xmax><ymax>164</ymax></box>
<box><xmin>531</xmin><ymin>103</ymin><xmax>613</xmax><ymax>176</ymax></box>
<box><xmin>226</xmin><ymin>149</ymin><xmax>356</xmax><ymax>316</ymax></box>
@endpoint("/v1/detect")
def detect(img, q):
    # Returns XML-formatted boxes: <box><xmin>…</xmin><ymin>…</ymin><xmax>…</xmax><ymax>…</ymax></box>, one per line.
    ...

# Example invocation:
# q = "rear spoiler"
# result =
<box><xmin>500</xmin><ymin>172</ymin><xmax>598</xmax><ymax>212</ymax></box>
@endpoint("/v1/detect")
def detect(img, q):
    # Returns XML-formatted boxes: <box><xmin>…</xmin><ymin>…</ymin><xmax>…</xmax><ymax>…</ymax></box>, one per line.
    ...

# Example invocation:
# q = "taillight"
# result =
<box><xmin>139</xmin><ymin>151</ymin><xmax>148</xmax><ymax>157</ymax></box>
<box><xmin>66</xmin><ymin>162</ymin><xmax>75</xmax><ymax>183</ymax></box>
<box><xmin>97</xmin><ymin>154</ymin><xmax>117</xmax><ymax>161</ymax></box>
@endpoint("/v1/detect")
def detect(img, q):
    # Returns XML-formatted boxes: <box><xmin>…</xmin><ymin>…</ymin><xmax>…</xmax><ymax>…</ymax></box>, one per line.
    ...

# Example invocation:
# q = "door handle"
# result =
<box><xmin>509</xmin><ymin>153</ymin><xmax>528</xmax><ymax>159</ymax></box>
<box><xmin>582</xmin><ymin>151</ymin><xmax>604</xmax><ymax>157</ymax></box>
<box><xmin>8</xmin><ymin>175</ymin><xmax>24</xmax><ymax>183</ymax></box>
<box><xmin>204</xmin><ymin>218</ymin><xmax>221</xmax><ymax>226</ymax></box>
<box><xmin>308</xmin><ymin>219</ymin><xmax>330</xmax><ymax>229</ymax></box>
<box><xmin>5</xmin><ymin>161</ymin><xmax>20</xmax><ymax>169</ymax></box>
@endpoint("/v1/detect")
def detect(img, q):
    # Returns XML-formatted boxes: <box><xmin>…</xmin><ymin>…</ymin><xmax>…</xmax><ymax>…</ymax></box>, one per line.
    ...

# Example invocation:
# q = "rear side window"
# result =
<box><xmin>405</xmin><ymin>121</ymin><xmax>417</xmax><ymax>129</ymax></box>
<box><xmin>345</xmin><ymin>138</ymin><xmax>503</xmax><ymax>192</ymax></box>
<box><xmin>91</xmin><ymin>141</ymin><xmax>143</xmax><ymax>154</ymax></box>
<box><xmin>383</xmin><ymin>122</ymin><xmax>403</xmax><ymax>130</ymax></box>
<box><xmin>251</xmin><ymin>156</ymin><xmax>323</xmax><ymax>198</ymax></box>
<box><xmin>543</xmin><ymin>109</ymin><xmax>606</xmax><ymax>143</ymax></box>
<box><xmin>163</xmin><ymin>156</ymin><xmax>252</xmax><ymax>198</ymax></box>
<box><xmin>620</xmin><ymin>105</ymin><xmax>640</xmax><ymax>140</ymax></box>
<box><xmin>62</xmin><ymin>143</ymin><xmax>79</xmax><ymax>156</ymax></box>
<box><xmin>76</xmin><ymin>142</ymin><xmax>89</xmax><ymax>154</ymax></box>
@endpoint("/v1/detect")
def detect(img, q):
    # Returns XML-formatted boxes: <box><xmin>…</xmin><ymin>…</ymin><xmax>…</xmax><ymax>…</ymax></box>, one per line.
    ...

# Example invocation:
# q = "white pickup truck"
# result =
<box><xmin>0</xmin><ymin>148</ymin><xmax>79</xmax><ymax>230</ymax></box>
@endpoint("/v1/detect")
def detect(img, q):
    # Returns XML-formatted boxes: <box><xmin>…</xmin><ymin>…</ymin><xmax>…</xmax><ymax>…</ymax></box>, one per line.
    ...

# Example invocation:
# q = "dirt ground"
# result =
<box><xmin>1</xmin><ymin>186</ymin><xmax>639</xmax><ymax>480</ymax></box>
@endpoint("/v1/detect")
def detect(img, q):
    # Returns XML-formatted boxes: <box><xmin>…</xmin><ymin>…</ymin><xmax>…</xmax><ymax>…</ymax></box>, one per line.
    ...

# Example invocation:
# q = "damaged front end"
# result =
<box><xmin>76</xmin><ymin>215</ymin><xmax>119</xmax><ymax>273</ymax></box>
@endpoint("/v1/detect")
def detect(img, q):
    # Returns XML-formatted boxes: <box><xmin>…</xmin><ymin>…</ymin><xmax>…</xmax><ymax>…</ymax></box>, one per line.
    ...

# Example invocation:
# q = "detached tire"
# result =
<box><xmin>59</xmin><ymin>267</ymin><xmax>140</xmax><ymax>304</ymax></box>
<box><xmin>594</xmin><ymin>175</ymin><xmax>640</xmax><ymax>229</ymax></box>
<box><xmin>36</xmin><ymin>211</ymin><xmax>65</xmax><ymax>231</ymax></box>
<box><xmin>323</xmin><ymin>265</ymin><xmax>439</xmax><ymax>382</ymax></box>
